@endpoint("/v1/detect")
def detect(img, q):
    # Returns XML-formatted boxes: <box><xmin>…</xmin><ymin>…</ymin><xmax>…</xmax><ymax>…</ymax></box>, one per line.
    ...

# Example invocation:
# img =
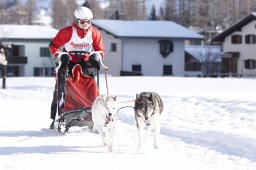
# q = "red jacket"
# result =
<box><xmin>49</xmin><ymin>23</ymin><xmax>105</xmax><ymax>62</ymax></box>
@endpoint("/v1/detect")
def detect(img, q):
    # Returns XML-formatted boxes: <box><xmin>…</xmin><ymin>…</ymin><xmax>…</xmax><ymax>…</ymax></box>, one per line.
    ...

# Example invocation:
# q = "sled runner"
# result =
<box><xmin>52</xmin><ymin>51</ymin><xmax>108</xmax><ymax>133</ymax></box>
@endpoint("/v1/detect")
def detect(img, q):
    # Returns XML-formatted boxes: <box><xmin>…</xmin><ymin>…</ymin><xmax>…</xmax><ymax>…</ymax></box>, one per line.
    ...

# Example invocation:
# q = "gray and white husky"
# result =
<box><xmin>91</xmin><ymin>95</ymin><xmax>119</xmax><ymax>152</ymax></box>
<box><xmin>134</xmin><ymin>92</ymin><xmax>164</xmax><ymax>150</ymax></box>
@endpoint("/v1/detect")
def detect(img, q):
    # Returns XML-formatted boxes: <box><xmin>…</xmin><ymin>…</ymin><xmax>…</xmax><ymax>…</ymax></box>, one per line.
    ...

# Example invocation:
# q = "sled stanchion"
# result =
<box><xmin>97</xmin><ymin>69</ymin><xmax>99</xmax><ymax>89</ymax></box>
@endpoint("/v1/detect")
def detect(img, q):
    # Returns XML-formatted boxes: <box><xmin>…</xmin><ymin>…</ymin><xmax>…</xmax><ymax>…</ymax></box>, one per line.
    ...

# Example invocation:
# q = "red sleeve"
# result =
<box><xmin>92</xmin><ymin>26</ymin><xmax>105</xmax><ymax>58</ymax></box>
<box><xmin>49</xmin><ymin>26</ymin><xmax>72</xmax><ymax>58</ymax></box>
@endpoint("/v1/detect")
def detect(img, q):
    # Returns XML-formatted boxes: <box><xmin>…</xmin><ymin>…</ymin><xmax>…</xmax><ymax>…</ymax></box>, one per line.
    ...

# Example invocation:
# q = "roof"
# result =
<box><xmin>0</xmin><ymin>25</ymin><xmax>58</xmax><ymax>39</ymax></box>
<box><xmin>92</xmin><ymin>20</ymin><xmax>203</xmax><ymax>39</ymax></box>
<box><xmin>212</xmin><ymin>12</ymin><xmax>256</xmax><ymax>42</ymax></box>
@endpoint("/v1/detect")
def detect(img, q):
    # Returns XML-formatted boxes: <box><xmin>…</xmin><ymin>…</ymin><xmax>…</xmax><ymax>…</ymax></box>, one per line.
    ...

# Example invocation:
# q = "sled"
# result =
<box><xmin>55</xmin><ymin>107</ymin><xmax>93</xmax><ymax>133</ymax></box>
<box><xmin>53</xmin><ymin>51</ymin><xmax>108</xmax><ymax>133</ymax></box>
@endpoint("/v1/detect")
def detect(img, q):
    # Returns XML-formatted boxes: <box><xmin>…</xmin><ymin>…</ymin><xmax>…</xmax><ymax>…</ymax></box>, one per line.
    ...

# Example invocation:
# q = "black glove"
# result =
<box><xmin>89</xmin><ymin>53</ymin><xmax>101</xmax><ymax>70</ymax></box>
<box><xmin>60</xmin><ymin>54</ymin><xmax>70</xmax><ymax>67</ymax></box>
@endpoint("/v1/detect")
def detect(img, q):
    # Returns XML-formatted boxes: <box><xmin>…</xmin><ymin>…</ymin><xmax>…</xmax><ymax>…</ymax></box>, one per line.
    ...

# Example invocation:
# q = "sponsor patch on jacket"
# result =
<box><xmin>70</xmin><ymin>42</ymin><xmax>90</xmax><ymax>48</ymax></box>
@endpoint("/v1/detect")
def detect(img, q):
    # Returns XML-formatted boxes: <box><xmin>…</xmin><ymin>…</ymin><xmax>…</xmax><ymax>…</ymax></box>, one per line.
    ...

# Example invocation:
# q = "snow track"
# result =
<box><xmin>0</xmin><ymin>77</ymin><xmax>256</xmax><ymax>170</ymax></box>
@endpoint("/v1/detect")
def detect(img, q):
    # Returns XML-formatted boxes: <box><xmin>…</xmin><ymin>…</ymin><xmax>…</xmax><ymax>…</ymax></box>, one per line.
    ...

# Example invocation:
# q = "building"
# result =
<box><xmin>0</xmin><ymin>21</ymin><xmax>203</xmax><ymax>77</ymax></box>
<box><xmin>212</xmin><ymin>12</ymin><xmax>256</xmax><ymax>77</ymax></box>
<box><xmin>0</xmin><ymin>25</ymin><xmax>58</xmax><ymax>76</ymax></box>
<box><xmin>185</xmin><ymin>45</ymin><xmax>221</xmax><ymax>77</ymax></box>
<box><xmin>92</xmin><ymin>20</ymin><xmax>203</xmax><ymax>76</ymax></box>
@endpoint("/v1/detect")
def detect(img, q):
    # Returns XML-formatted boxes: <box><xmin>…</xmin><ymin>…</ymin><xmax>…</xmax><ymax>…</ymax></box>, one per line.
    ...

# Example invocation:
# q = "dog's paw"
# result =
<box><xmin>108</xmin><ymin>146</ymin><xmax>113</xmax><ymax>152</ymax></box>
<box><xmin>136</xmin><ymin>146</ymin><xmax>142</xmax><ymax>152</ymax></box>
<box><xmin>90</xmin><ymin>128</ymin><xmax>99</xmax><ymax>134</ymax></box>
<box><xmin>154</xmin><ymin>144</ymin><xmax>159</xmax><ymax>149</ymax></box>
<box><xmin>103</xmin><ymin>139</ymin><xmax>107</xmax><ymax>146</ymax></box>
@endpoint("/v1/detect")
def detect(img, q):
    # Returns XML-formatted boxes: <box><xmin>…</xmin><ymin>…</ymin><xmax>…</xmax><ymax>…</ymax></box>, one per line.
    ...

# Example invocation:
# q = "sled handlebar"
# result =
<box><xmin>68</xmin><ymin>51</ymin><xmax>109</xmax><ymax>70</ymax></box>
<box><xmin>68</xmin><ymin>51</ymin><xmax>90</xmax><ymax>56</ymax></box>
<box><xmin>99</xmin><ymin>58</ymin><xmax>108</xmax><ymax>70</ymax></box>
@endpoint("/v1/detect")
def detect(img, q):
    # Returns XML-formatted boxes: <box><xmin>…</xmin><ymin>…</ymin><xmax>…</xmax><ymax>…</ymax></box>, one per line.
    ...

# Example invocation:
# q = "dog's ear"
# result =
<box><xmin>136</xmin><ymin>93</ymin><xmax>140</xmax><ymax>100</ymax></box>
<box><xmin>102</xmin><ymin>95</ymin><xmax>107</xmax><ymax>101</ymax></box>
<box><xmin>148</xmin><ymin>93</ymin><xmax>153</xmax><ymax>102</ymax></box>
<box><xmin>114</xmin><ymin>96</ymin><xmax>117</xmax><ymax>101</ymax></box>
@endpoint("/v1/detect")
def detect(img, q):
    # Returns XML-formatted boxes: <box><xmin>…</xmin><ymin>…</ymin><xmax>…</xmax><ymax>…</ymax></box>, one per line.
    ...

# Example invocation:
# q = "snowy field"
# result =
<box><xmin>0</xmin><ymin>76</ymin><xmax>256</xmax><ymax>170</ymax></box>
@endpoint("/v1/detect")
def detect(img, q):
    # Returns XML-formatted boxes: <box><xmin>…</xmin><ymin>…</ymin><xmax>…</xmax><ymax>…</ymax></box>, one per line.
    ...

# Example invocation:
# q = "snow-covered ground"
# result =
<box><xmin>0</xmin><ymin>76</ymin><xmax>256</xmax><ymax>170</ymax></box>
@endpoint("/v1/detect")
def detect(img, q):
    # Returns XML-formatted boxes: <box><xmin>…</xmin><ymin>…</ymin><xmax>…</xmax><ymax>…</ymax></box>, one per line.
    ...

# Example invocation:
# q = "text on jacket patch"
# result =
<box><xmin>70</xmin><ymin>42</ymin><xmax>90</xmax><ymax>48</ymax></box>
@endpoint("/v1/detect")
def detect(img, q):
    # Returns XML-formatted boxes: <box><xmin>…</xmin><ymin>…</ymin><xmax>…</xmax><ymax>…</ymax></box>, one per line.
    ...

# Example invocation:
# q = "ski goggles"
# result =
<box><xmin>79</xmin><ymin>19</ymin><xmax>91</xmax><ymax>25</ymax></box>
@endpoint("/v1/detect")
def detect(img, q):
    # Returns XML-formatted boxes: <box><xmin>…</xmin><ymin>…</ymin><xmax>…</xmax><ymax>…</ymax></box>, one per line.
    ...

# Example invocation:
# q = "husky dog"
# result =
<box><xmin>91</xmin><ymin>95</ymin><xmax>118</xmax><ymax>152</ymax></box>
<box><xmin>134</xmin><ymin>92</ymin><xmax>164</xmax><ymax>150</ymax></box>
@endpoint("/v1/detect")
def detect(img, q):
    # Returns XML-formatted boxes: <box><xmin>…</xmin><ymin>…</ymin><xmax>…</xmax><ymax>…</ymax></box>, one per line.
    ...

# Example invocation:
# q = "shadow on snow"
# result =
<box><xmin>161</xmin><ymin>127</ymin><xmax>256</xmax><ymax>162</ymax></box>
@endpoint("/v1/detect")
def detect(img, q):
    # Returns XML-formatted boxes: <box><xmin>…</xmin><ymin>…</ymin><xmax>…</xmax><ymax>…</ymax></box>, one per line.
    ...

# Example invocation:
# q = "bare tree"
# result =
<box><xmin>123</xmin><ymin>0</ymin><xmax>144</xmax><ymax>20</ymax></box>
<box><xmin>0</xmin><ymin>0</ymin><xmax>36</xmax><ymax>25</ymax></box>
<box><xmin>0</xmin><ymin>0</ymin><xmax>27</xmax><ymax>24</ymax></box>
<box><xmin>24</xmin><ymin>0</ymin><xmax>37</xmax><ymax>25</ymax></box>
<box><xmin>51</xmin><ymin>0</ymin><xmax>67</xmax><ymax>29</ymax></box>
<box><xmin>249</xmin><ymin>0</ymin><xmax>256</xmax><ymax>11</ymax></box>
<box><xmin>0</xmin><ymin>0</ymin><xmax>255</xmax><ymax>32</ymax></box>
<box><xmin>106</xmin><ymin>0</ymin><xmax>124</xmax><ymax>19</ymax></box>
<box><xmin>65</xmin><ymin>0</ymin><xmax>78</xmax><ymax>25</ymax></box>
<box><xmin>107</xmin><ymin>0</ymin><xmax>145</xmax><ymax>20</ymax></box>
<box><xmin>11</xmin><ymin>5</ymin><xmax>28</xmax><ymax>24</ymax></box>
<box><xmin>175</xmin><ymin>0</ymin><xmax>196</xmax><ymax>27</ymax></box>
<box><xmin>163</xmin><ymin>0</ymin><xmax>176</xmax><ymax>21</ymax></box>
<box><xmin>193</xmin><ymin>0</ymin><xmax>210</xmax><ymax>29</ymax></box>
<box><xmin>198</xmin><ymin>46</ymin><xmax>221</xmax><ymax>76</ymax></box>
<box><xmin>82</xmin><ymin>0</ymin><xmax>104</xmax><ymax>19</ymax></box>
<box><xmin>0</xmin><ymin>1</ymin><xmax>7</xmax><ymax>23</ymax></box>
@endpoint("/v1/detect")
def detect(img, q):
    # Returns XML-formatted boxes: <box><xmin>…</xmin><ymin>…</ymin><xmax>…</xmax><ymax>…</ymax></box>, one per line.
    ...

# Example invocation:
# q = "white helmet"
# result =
<box><xmin>74</xmin><ymin>7</ymin><xmax>93</xmax><ymax>20</ymax></box>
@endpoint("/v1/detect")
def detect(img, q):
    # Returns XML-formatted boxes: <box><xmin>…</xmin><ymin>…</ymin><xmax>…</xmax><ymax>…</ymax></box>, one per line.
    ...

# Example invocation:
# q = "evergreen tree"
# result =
<box><xmin>149</xmin><ymin>4</ymin><xmax>157</xmax><ymax>20</ymax></box>
<box><xmin>110</xmin><ymin>10</ymin><xmax>120</xmax><ymax>20</ymax></box>
<box><xmin>82</xmin><ymin>0</ymin><xmax>90</xmax><ymax>8</ymax></box>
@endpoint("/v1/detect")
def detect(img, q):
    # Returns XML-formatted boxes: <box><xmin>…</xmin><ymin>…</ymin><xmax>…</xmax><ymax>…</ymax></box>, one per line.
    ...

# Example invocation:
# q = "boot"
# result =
<box><xmin>50</xmin><ymin>120</ymin><xmax>55</xmax><ymax>130</ymax></box>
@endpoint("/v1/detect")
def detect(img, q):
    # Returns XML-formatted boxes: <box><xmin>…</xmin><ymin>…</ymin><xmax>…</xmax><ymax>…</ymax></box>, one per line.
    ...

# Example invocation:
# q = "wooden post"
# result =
<box><xmin>2</xmin><ymin>65</ymin><xmax>6</xmax><ymax>89</ymax></box>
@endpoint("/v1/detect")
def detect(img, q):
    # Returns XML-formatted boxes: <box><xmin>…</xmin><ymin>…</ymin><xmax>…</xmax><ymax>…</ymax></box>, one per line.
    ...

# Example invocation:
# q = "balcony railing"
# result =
<box><xmin>7</xmin><ymin>56</ymin><xmax>27</xmax><ymax>64</ymax></box>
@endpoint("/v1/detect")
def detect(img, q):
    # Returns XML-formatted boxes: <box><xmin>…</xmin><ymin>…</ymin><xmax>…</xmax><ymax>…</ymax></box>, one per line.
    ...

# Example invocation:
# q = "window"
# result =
<box><xmin>185</xmin><ymin>52</ymin><xmax>201</xmax><ymax>71</ymax></box>
<box><xmin>34</xmin><ymin>67</ymin><xmax>54</xmax><ymax>76</ymax></box>
<box><xmin>12</xmin><ymin>45</ymin><xmax>25</xmax><ymax>56</ymax></box>
<box><xmin>231</xmin><ymin>34</ymin><xmax>242</xmax><ymax>44</ymax></box>
<box><xmin>40</xmin><ymin>47</ymin><xmax>50</xmax><ymax>57</ymax></box>
<box><xmin>132</xmin><ymin>64</ymin><xmax>141</xmax><ymax>72</ymax></box>
<box><xmin>110</xmin><ymin>43</ymin><xmax>117</xmax><ymax>52</ymax></box>
<box><xmin>158</xmin><ymin>40</ymin><xmax>173</xmax><ymax>58</ymax></box>
<box><xmin>245</xmin><ymin>34</ymin><xmax>256</xmax><ymax>44</ymax></box>
<box><xmin>163</xmin><ymin>65</ymin><xmax>172</xmax><ymax>75</ymax></box>
<box><xmin>244</xmin><ymin>59</ymin><xmax>256</xmax><ymax>69</ymax></box>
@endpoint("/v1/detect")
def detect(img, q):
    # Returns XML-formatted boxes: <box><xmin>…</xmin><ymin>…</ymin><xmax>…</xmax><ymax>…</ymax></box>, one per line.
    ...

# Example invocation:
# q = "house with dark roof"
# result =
<box><xmin>92</xmin><ymin>20</ymin><xmax>203</xmax><ymax>76</ymax></box>
<box><xmin>212</xmin><ymin>12</ymin><xmax>256</xmax><ymax>77</ymax></box>
<box><xmin>0</xmin><ymin>25</ymin><xmax>58</xmax><ymax>77</ymax></box>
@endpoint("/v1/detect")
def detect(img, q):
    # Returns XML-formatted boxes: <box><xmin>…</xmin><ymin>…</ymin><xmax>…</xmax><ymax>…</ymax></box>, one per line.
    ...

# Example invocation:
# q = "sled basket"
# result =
<box><xmin>55</xmin><ymin>64</ymin><xmax>99</xmax><ymax>133</ymax></box>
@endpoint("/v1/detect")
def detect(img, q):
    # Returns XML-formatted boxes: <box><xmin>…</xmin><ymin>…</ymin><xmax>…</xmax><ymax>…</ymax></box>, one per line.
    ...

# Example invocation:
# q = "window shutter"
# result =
<box><xmin>158</xmin><ymin>40</ymin><xmax>173</xmax><ymax>58</ymax></box>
